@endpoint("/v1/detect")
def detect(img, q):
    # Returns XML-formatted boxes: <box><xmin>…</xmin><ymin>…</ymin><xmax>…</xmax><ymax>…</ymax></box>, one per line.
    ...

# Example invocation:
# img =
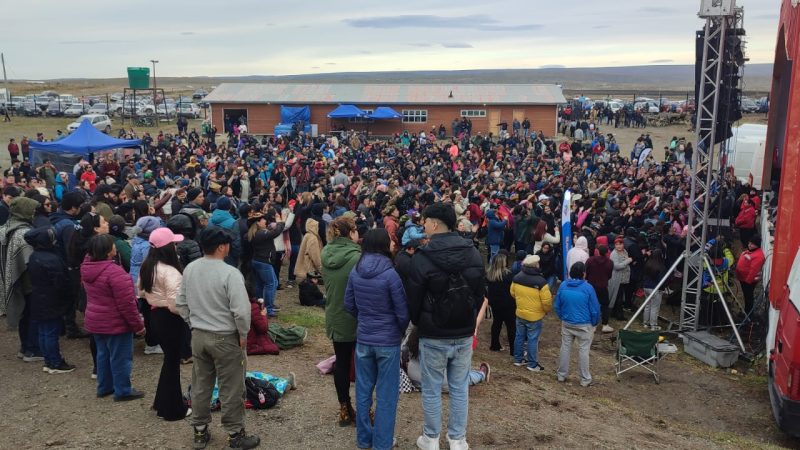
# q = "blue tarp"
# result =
<box><xmin>327</xmin><ymin>104</ymin><xmax>366</xmax><ymax>119</ymax></box>
<box><xmin>368</xmin><ymin>106</ymin><xmax>402</xmax><ymax>120</ymax></box>
<box><xmin>280</xmin><ymin>106</ymin><xmax>311</xmax><ymax>124</ymax></box>
<box><xmin>29</xmin><ymin>119</ymin><xmax>141</xmax><ymax>156</ymax></box>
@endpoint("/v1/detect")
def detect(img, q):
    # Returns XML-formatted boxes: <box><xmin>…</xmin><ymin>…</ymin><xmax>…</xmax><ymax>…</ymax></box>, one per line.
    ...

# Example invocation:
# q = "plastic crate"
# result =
<box><xmin>682</xmin><ymin>331</ymin><xmax>740</xmax><ymax>368</ymax></box>
<box><xmin>127</xmin><ymin>67</ymin><xmax>150</xmax><ymax>89</ymax></box>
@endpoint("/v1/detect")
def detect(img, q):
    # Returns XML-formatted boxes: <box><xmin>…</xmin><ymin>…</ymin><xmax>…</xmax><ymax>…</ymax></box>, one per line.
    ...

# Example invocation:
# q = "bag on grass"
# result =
<box><xmin>245</xmin><ymin>376</ymin><xmax>279</xmax><ymax>410</ymax></box>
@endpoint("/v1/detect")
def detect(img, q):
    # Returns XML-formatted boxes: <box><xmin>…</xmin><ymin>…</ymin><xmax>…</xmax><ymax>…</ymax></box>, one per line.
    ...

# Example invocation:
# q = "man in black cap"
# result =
<box><xmin>181</xmin><ymin>188</ymin><xmax>205</xmax><ymax>213</ymax></box>
<box><xmin>406</xmin><ymin>202</ymin><xmax>485</xmax><ymax>450</ymax></box>
<box><xmin>176</xmin><ymin>226</ymin><xmax>259</xmax><ymax>450</ymax></box>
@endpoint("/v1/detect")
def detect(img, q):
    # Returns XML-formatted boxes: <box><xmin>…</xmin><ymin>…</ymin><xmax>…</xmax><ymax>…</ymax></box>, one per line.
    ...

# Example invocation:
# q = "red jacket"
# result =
<box><xmin>81</xmin><ymin>259</ymin><xmax>144</xmax><ymax>335</ymax></box>
<box><xmin>735</xmin><ymin>247</ymin><xmax>765</xmax><ymax>284</ymax></box>
<box><xmin>734</xmin><ymin>206</ymin><xmax>756</xmax><ymax>229</ymax></box>
<box><xmin>246</xmin><ymin>302</ymin><xmax>279</xmax><ymax>355</ymax></box>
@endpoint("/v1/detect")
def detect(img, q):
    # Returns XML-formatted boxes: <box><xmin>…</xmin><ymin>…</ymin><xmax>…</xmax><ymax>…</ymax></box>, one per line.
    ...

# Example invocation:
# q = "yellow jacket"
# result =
<box><xmin>510</xmin><ymin>268</ymin><xmax>553</xmax><ymax>322</ymax></box>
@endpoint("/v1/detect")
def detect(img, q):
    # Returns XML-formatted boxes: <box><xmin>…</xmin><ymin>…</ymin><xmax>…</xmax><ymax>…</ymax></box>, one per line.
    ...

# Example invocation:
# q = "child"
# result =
<box><xmin>299</xmin><ymin>272</ymin><xmax>325</xmax><ymax>307</ymax></box>
<box><xmin>25</xmin><ymin>227</ymin><xmax>75</xmax><ymax>373</ymax></box>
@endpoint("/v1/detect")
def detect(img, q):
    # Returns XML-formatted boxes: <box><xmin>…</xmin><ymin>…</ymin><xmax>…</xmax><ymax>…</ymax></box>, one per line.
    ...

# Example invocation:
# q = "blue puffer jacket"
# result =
<box><xmin>130</xmin><ymin>234</ymin><xmax>150</xmax><ymax>292</ymax></box>
<box><xmin>344</xmin><ymin>253</ymin><xmax>410</xmax><ymax>346</ymax></box>
<box><xmin>554</xmin><ymin>279</ymin><xmax>601</xmax><ymax>326</ymax></box>
<box><xmin>402</xmin><ymin>223</ymin><xmax>426</xmax><ymax>246</ymax></box>
<box><xmin>485</xmin><ymin>209</ymin><xmax>507</xmax><ymax>245</ymax></box>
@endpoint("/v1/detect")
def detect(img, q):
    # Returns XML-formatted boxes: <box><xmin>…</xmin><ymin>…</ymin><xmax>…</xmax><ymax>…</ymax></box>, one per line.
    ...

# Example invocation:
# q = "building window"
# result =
<box><xmin>402</xmin><ymin>109</ymin><xmax>427</xmax><ymax>123</ymax></box>
<box><xmin>349</xmin><ymin>109</ymin><xmax>373</xmax><ymax>123</ymax></box>
<box><xmin>460</xmin><ymin>109</ymin><xmax>486</xmax><ymax>117</ymax></box>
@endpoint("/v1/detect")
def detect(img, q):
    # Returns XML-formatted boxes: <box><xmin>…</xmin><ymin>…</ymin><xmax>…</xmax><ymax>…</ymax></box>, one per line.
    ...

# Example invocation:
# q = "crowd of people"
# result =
<box><xmin>0</xmin><ymin>114</ymin><xmax>768</xmax><ymax>449</ymax></box>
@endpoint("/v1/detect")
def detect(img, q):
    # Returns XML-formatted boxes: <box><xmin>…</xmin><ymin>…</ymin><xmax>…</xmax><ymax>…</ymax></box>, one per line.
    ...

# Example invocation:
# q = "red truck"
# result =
<box><xmin>762</xmin><ymin>0</ymin><xmax>800</xmax><ymax>437</ymax></box>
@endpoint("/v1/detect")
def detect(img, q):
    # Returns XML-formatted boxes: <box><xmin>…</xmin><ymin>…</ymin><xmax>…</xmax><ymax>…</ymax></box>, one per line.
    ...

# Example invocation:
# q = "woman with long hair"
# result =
<box><xmin>531</xmin><ymin>219</ymin><xmax>560</xmax><ymax>254</ymax></box>
<box><xmin>139</xmin><ymin>227</ymin><xmax>189</xmax><ymax>420</ymax></box>
<box><xmin>486</xmin><ymin>250</ymin><xmax>516</xmax><ymax>355</ymax></box>
<box><xmin>321</xmin><ymin>216</ymin><xmax>361</xmax><ymax>426</ymax></box>
<box><xmin>82</xmin><ymin>234</ymin><xmax>145</xmax><ymax>401</ymax></box>
<box><xmin>344</xmin><ymin>229</ymin><xmax>408</xmax><ymax>450</ymax></box>
<box><xmin>642</xmin><ymin>248</ymin><xmax>667</xmax><ymax>330</ymax></box>
<box><xmin>246</xmin><ymin>208</ymin><xmax>285</xmax><ymax>317</ymax></box>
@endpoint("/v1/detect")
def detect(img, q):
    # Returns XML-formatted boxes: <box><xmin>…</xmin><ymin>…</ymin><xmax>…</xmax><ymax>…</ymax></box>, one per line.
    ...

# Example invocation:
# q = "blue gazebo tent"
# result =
<box><xmin>368</xmin><ymin>106</ymin><xmax>402</xmax><ymax>120</ymax></box>
<box><xmin>327</xmin><ymin>104</ymin><xmax>366</xmax><ymax>119</ymax></box>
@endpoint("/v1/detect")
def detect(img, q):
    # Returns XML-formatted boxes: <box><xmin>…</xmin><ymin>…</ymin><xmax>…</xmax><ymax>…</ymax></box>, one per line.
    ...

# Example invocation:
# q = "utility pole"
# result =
<box><xmin>150</xmin><ymin>59</ymin><xmax>159</xmax><ymax>105</ymax></box>
<box><xmin>2</xmin><ymin>53</ymin><xmax>10</xmax><ymax>122</ymax></box>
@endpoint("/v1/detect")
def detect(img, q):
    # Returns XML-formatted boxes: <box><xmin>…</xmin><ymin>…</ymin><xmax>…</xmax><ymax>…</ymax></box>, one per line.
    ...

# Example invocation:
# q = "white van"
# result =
<box><xmin>727</xmin><ymin>123</ymin><xmax>767</xmax><ymax>189</ymax></box>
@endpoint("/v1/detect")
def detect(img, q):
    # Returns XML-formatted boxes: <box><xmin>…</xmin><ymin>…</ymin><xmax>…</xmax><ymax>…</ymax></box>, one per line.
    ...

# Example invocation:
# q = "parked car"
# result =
<box><xmin>758</xmin><ymin>96</ymin><xmax>769</xmax><ymax>113</ymax></box>
<box><xmin>67</xmin><ymin>114</ymin><xmax>112</xmax><ymax>133</ymax></box>
<box><xmin>192</xmin><ymin>89</ymin><xmax>208</xmax><ymax>99</ymax></box>
<box><xmin>197</xmin><ymin>100</ymin><xmax>210</xmax><ymax>109</ymax></box>
<box><xmin>155</xmin><ymin>103</ymin><xmax>176</xmax><ymax>117</ymax></box>
<box><xmin>46</xmin><ymin>101</ymin><xmax>70</xmax><ymax>117</ymax></box>
<box><xmin>741</xmin><ymin>97</ymin><xmax>759</xmax><ymax>113</ymax></box>
<box><xmin>63</xmin><ymin>103</ymin><xmax>88</xmax><ymax>117</ymax></box>
<box><xmin>176</xmin><ymin>96</ymin><xmax>193</xmax><ymax>105</ymax></box>
<box><xmin>109</xmin><ymin>92</ymin><xmax>124</xmax><ymax>102</ymax></box>
<box><xmin>634</xmin><ymin>101</ymin><xmax>660</xmax><ymax>113</ymax></box>
<box><xmin>608</xmin><ymin>101</ymin><xmax>624</xmax><ymax>113</ymax></box>
<box><xmin>177</xmin><ymin>103</ymin><xmax>201</xmax><ymax>118</ymax></box>
<box><xmin>88</xmin><ymin>103</ymin><xmax>109</xmax><ymax>114</ymax></box>
<box><xmin>20</xmin><ymin>101</ymin><xmax>43</xmax><ymax>116</ymax></box>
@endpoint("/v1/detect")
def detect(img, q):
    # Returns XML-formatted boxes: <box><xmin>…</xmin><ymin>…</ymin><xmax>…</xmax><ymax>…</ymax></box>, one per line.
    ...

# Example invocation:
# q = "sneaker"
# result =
<box><xmin>91</xmin><ymin>367</ymin><xmax>97</xmax><ymax>379</ymax></box>
<box><xmin>226</xmin><ymin>429</ymin><xmax>260</xmax><ymax>449</ymax></box>
<box><xmin>526</xmin><ymin>365</ymin><xmax>545</xmax><ymax>372</ymax></box>
<box><xmin>580</xmin><ymin>380</ymin><xmax>596</xmax><ymax>387</ymax></box>
<box><xmin>287</xmin><ymin>371</ymin><xmax>298</xmax><ymax>390</ymax></box>
<box><xmin>557</xmin><ymin>376</ymin><xmax>566</xmax><ymax>383</ymax></box>
<box><xmin>601</xmin><ymin>325</ymin><xmax>614</xmax><ymax>333</ymax></box>
<box><xmin>16</xmin><ymin>351</ymin><xmax>25</xmax><ymax>359</ymax></box>
<box><xmin>114</xmin><ymin>389</ymin><xmax>145</xmax><ymax>402</ymax></box>
<box><xmin>651</xmin><ymin>325</ymin><xmax>662</xmax><ymax>331</ymax></box>
<box><xmin>45</xmin><ymin>361</ymin><xmax>76</xmax><ymax>374</ymax></box>
<box><xmin>185</xmin><ymin>407</ymin><xmax>192</xmax><ymax>417</ymax></box>
<box><xmin>144</xmin><ymin>345</ymin><xmax>164</xmax><ymax>355</ymax></box>
<box><xmin>22</xmin><ymin>352</ymin><xmax>44</xmax><ymax>362</ymax></box>
<box><xmin>512</xmin><ymin>361</ymin><xmax>526</xmax><ymax>367</ymax></box>
<box><xmin>479</xmin><ymin>362</ymin><xmax>491</xmax><ymax>384</ymax></box>
<box><xmin>193</xmin><ymin>426</ymin><xmax>211</xmax><ymax>449</ymax></box>
<box><xmin>416</xmin><ymin>434</ymin><xmax>440</xmax><ymax>450</ymax></box>
<box><xmin>447</xmin><ymin>437</ymin><xmax>469</xmax><ymax>450</ymax></box>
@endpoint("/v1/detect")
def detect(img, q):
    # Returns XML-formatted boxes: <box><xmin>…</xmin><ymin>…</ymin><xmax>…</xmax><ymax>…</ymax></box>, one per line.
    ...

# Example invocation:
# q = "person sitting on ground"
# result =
<box><xmin>298</xmin><ymin>272</ymin><xmax>325</xmax><ymax>307</ymax></box>
<box><xmin>402</xmin><ymin>326</ymin><xmax>490</xmax><ymax>392</ymax></box>
<box><xmin>246</xmin><ymin>297</ymin><xmax>279</xmax><ymax>355</ymax></box>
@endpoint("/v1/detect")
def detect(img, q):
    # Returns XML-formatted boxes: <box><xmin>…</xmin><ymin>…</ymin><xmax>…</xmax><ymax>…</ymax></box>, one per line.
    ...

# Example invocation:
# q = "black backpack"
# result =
<box><xmin>427</xmin><ymin>260</ymin><xmax>477</xmax><ymax>330</ymax></box>
<box><xmin>244</xmin><ymin>377</ymin><xmax>279</xmax><ymax>410</ymax></box>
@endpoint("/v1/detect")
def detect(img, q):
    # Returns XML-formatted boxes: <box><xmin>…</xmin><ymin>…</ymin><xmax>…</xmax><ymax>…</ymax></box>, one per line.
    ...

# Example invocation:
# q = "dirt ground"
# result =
<box><xmin>0</xmin><ymin>274</ymin><xmax>796</xmax><ymax>450</ymax></box>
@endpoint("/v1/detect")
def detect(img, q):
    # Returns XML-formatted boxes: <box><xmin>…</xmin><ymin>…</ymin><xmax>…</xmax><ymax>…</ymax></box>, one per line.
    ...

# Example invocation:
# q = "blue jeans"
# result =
<box><xmin>355</xmin><ymin>343</ymin><xmax>401</xmax><ymax>450</ymax></box>
<box><xmin>252</xmin><ymin>260</ymin><xmax>278</xmax><ymax>314</ymax></box>
<box><xmin>419</xmin><ymin>337</ymin><xmax>472</xmax><ymax>440</ymax></box>
<box><xmin>35</xmin><ymin>318</ymin><xmax>64</xmax><ymax>368</ymax></box>
<box><xmin>94</xmin><ymin>332</ymin><xmax>134</xmax><ymax>398</ymax></box>
<box><xmin>488</xmin><ymin>244</ymin><xmax>500</xmax><ymax>263</ymax></box>
<box><xmin>546</xmin><ymin>275</ymin><xmax>557</xmax><ymax>292</ymax></box>
<box><xmin>513</xmin><ymin>318</ymin><xmax>543</xmax><ymax>368</ymax></box>
<box><xmin>19</xmin><ymin>301</ymin><xmax>40</xmax><ymax>355</ymax></box>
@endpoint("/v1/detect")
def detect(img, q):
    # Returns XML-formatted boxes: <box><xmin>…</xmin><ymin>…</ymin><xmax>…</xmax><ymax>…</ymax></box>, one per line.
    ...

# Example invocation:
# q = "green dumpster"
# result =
<box><xmin>127</xmin><ymin>67</ymin><xmax>151</xmax><ymax>89</ymax></box>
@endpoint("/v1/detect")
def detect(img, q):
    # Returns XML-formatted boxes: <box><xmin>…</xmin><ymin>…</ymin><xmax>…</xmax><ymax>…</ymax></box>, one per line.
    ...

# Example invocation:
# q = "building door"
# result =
<box><xmin>512</xmin><ymin>109</ymin><xmax>525</xmax><ymax>122</ymax></box>
<box><xmin>222</xmin><ymin>108</ymin><xmax>248</xmax><ymax>133</ymax></box>
<box><xmin>488</xmin><ymin>110</ymin><xmax>501</xmax><ymax>136</ymax></box>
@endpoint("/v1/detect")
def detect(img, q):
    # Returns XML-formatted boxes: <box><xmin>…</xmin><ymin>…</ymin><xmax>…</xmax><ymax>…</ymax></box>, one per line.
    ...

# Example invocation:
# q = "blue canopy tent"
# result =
<box><xmin>327</xmin><ymin>104</ymin><xmax>366</xmax><ymax>119</ymax></box>
<box><xmin>29</xmin><ymin>119</ymin><xmax>141</xmax><ymax>186</ymax></box>
<box><xmin>368</xmin><ymin>106</ymin><xmax>402</xmax><ymax>120</ymax></box>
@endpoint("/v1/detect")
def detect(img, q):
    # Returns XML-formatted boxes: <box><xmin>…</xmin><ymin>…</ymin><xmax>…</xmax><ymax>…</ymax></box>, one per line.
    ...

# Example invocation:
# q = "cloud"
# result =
<box><xmin>311</xmin><ymin>66</ymin><xmax>320</xmax><ymax>69</ymax></box>
<box><xmin>649</xmin><ymin>59</ymin><xmax>674</xmax><ymax>63</ymax></box>
<box><xmin>344</xmin><ymin>14</ymin><xmax>541</xmax><ymax>32</ymax></box>
<box><xmin>358</xmin><ymin>51</ymin><xmax>372</xmax><ymax>55</ymax></box>
<box><xmin>59</xmin><ymin>39</ymin><xmax>132</xmax><ymax>45</ymax></box>
<box><xmin>325</xmin><ymin>62</ymin><xmax>337</xmax><ymax>65</ymax></box>
<box><xmin>592</xmin><ymin>25</ymin><xmax>610</xmax><ymax>29</ymax></box>
<box><xmin>539</xmin><ymin>64</ymin><xmax>565</xmax><ymax>69</ymax></box>
<box><xmin>442</xmin><ymin>42</ymin><xmax>473</xmax><ymax>49</ymax></box>
<box><xmin>638</xmin><ymin>6</ymin><xmax>677</xmax><ymax>14</ymax></box>
<box><xmin>180</xmin><ymin>31</ymin><xmax>195</xmax><ymax>35</ymax></box>
<box><xmin>409</xmin><ymin>43</ymin><xmax>432</xmax><ymax>47</ymax></box>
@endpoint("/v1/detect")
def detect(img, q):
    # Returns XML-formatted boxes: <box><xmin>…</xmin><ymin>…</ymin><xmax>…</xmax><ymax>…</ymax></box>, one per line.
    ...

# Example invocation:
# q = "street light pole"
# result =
<box><xmin>150</xmin><ymin>59</ymin><xmax>159</xmax><ymax>105</ymax></box>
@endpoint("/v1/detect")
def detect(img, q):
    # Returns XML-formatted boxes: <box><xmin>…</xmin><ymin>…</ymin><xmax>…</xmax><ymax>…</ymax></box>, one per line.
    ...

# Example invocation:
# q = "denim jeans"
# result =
<box><xmin>419</xmin><ymin>336</ymin><xmax>472</xmax><ymax>441</ymax></box>
<box><xmin>252</xmin><ymin>260</ymin><xmax>278</xmax><ymax>314</ymax></box>
<box><xmin>488</xmin><ymin>244</ymin><xmax>500</xmax><ymax>263</ymax></box>
<box><xmin>35</xmin><ymin>318</ymin><xmax>64</xmax><ymax>368</ymax></box>
<box><xmin>355</xmin><ymin>343</ymin><xmax>401</xmax><ymax>450</ymax></box>
<box><xmin>513</xmin><ymin>318</ymin><xmax>543</xmax><ymax>368</ymax></box>
<box><xmin>468</xmin><ymin>369</ymin><xmax>486</xmax><ymax>385</ymax></box>
<box><xmin>94</xmin><ymin>332</ymin><xmax>134</xmax><ymax>398</ymax></box>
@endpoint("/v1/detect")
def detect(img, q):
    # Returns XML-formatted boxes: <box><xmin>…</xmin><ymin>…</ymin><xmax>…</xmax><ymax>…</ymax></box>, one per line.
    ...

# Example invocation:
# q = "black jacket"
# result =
<box><xmin>249</xmin><ymin>224</ymin><xmax>285</xmax><ymax>264</ymax></box>
<box><xmin>298</xmin><ymin>279</ymin><xmax>325</xmax><ymax>307</ymax></box>
<box><xmin>487</xmin><ymin>271</ymin><xmax>515</xmax><ymax>313</ymax></box>
<box><xmin>24</xmin><ymin>227</ymin><xmax>71</xmax><ymax>320</ymax></box>
<box><xmin>177</xmin><ymin>239</ymin><xmax>203</xmax><ymax>268</ymax></box>
<box><xmin>394</xmin><ymin>250</ymin><xmax>414</xmax><ymax>292</ymax></box>
<box><xmin>407</xmin><ymin>232</ymin><xmax>486</xmax><ymax>339</ymax></box>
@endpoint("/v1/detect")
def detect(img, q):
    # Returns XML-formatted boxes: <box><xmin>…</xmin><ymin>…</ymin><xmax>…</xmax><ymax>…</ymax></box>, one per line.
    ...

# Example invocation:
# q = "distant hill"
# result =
<box><xmin>16</xmin><ymin>64</ymin><xmax>773</xmax><ymax>96</ymax></box>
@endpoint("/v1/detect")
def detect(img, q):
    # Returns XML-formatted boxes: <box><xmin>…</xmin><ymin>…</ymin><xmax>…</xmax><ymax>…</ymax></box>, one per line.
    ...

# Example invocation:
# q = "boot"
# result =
<box><xmin>226</xmin><ymin>429</ymin><xmax>260</xmax><ymax>449</ymax></box>
<box><xmin>339</xmin><ymin>402</ymin><xmax>354</xmax><ymax>427</ymax></box>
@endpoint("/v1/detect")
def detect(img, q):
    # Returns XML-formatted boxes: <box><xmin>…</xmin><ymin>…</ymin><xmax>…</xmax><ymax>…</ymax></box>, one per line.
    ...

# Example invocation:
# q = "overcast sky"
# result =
<box><xmin>2</xmin><ymin>0</ymin><xmax>780</xmax><ymax>79</ymax></box>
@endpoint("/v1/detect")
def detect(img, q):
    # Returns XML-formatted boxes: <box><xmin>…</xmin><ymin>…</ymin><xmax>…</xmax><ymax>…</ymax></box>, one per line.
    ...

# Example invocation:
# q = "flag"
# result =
<box><xmin>561</xmin><ymin>190</ymin><xmax>573</xmax><ymax>279</ymax></box>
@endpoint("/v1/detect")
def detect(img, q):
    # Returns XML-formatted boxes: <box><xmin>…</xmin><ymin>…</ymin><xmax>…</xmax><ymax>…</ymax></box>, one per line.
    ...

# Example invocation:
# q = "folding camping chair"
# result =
<box><xmin>615</xmin><ymin>330</ymin><xmax>661</xmax><ymax>384</ymax></box>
